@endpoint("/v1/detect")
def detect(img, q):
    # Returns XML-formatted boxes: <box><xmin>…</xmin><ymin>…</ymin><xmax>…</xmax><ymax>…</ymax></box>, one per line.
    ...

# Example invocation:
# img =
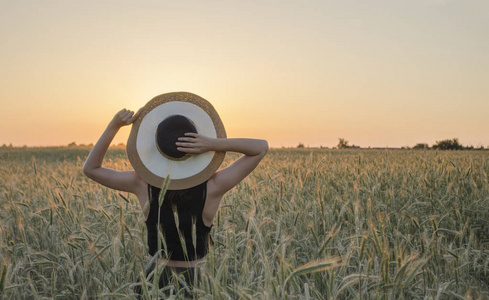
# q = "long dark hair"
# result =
<box><xmin>148</xmin><ymin>183</ymin><xmax>206</xmax><ymax>211</ymax></box>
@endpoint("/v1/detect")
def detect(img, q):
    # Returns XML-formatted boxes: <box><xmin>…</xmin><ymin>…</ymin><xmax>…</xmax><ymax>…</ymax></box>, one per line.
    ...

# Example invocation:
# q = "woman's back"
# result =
<box><xmin>145</xmin><ymin>182</ymin><xmax>212</xmax><ymax>261</ymax></box>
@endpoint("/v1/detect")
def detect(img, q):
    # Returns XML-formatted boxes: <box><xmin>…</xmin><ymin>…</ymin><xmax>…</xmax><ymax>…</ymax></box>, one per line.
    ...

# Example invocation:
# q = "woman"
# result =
<box><xmin>83</xmin><ymin>107</ymin><xmax>268</xmax><ymax>294</ymax></box>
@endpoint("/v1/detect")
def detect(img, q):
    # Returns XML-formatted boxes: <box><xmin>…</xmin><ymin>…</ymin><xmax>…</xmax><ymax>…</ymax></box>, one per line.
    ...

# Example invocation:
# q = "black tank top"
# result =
<box><xmin>145</xmin><ymin>181</ymin><xmax>212</xmax><ymax>261</ymax></box>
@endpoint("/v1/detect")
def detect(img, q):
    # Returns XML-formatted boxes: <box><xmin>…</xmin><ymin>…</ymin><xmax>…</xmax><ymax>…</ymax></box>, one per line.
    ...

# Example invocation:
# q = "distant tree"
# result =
<box><xmin>297</xmin><ymin>143</ymin><xmax>305</xmax><ymax>148</ymax></box>
<box><xmin>111</xmin><ymin>143</ymin><xmax>126</xmax><ymax>149</ymax></box>
<box><xmin>68</xmin><ymin>142</ymin><xmax>77</xmax><ymax>147</ymax></box>
<box><xmin>432</xmin><ymin>138</ymin><xmax>463</xmax><ymax>150</ymax></box>
<box><xmin>338</xmin><ymin>138</ymin><xmax>350</xmax><ymax>149</ymax></box>
<box><xmin>337</xmin><ymin>138</ymin><xmax>360</xmax><ymax>149</ymax></box>
<box><xmin>413</xmin><ymin>143</ymin><xmax>429</xmax><ymax>150</ymax></box>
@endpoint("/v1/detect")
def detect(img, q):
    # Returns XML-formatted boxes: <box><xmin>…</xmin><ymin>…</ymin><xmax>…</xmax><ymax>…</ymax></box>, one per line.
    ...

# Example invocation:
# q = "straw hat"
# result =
<box><xmin>127</xmin><ymin>92</ymin><xmax>226</xmax><ymax>190</ymax></box>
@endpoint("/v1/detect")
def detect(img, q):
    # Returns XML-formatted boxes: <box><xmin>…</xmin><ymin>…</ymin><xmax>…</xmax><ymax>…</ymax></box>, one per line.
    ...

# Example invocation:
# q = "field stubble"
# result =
<box><xmin>1</xmin><ymin>148</ymin><xmax>488</xmax><ymax>299</ymax></box>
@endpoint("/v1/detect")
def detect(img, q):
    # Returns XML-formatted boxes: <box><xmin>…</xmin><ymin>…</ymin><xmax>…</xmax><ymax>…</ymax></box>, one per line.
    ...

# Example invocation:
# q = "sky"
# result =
<box><xmin>1</xmin><ymin>0</ymin><xmax>488</xmax><ymax>148</ymax></box>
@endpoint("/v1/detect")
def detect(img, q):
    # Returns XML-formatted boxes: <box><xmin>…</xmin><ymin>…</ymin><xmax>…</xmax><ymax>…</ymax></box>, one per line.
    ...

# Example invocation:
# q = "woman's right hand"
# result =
<box><xmin>109</xmin><ymin>108</ymin><xmax>141</xmax><ymax>129</ymax></box>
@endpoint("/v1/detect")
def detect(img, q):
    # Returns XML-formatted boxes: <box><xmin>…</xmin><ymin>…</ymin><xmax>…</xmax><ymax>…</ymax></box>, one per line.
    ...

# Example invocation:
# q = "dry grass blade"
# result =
<box><xmin>158</xmin><ymin>175</ymin><xmax>170</xmax><ymax>207</ymax></box>
<box><xmin>0</xmin><ymin>263</ymin><xmax>7</xmax><ymax>295</ymax></box>
<box><xmin>284</xmin><ymin>257</ymin><xmax>342</xmax><ymax>286</ymax></box>
<box><xmin>403</xmin><ymin>258</ymin><xmax>429</xmax><ymax>287</ymax></box>
<box><xmin>336</xmin><ymin>274</ymin><xmax>382</xmax><ymax>295</ymax></box>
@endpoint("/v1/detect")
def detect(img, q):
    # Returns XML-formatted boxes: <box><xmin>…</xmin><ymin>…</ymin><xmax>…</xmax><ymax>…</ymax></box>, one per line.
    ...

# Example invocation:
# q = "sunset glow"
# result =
<box><xmin>1</xmin><ymin>0</ymin><xmax>488</xmax><ymax>148</ymax></box>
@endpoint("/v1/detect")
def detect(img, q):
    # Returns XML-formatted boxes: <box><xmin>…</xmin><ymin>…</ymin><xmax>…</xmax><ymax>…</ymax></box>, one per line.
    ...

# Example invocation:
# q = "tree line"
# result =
<box><xmin>411</xmin><ymin>138</ymin><xmax>483</xmax><ymax>150</ymax></box>
<box><xmin>338</xmin><ymin>138</ymin><xmax>484</xmax><ymax>150</ymax></box>
<box><xmin>294</xmin><ymin>138</ymin><xmax>485</xmax><ymax>150</ymax></box>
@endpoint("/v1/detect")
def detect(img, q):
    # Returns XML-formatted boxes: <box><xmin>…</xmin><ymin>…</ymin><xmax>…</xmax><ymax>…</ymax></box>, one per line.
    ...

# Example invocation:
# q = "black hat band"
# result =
<box><xmin>155</xmin><ymin>115</ymin><xmax>197</xmax><ymax>161</ymax></box>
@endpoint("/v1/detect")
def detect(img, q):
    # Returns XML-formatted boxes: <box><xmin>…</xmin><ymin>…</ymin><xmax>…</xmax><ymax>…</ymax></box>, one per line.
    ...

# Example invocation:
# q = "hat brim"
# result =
<box><xmin>127</xmin><ymin>92</ymin><xmax>226</xmax><ymax>190</ymax></box>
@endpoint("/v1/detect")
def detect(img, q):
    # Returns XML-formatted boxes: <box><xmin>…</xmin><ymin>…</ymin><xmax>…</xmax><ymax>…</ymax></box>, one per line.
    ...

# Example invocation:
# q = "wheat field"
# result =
<box><xmin>1</xmin><ymin>148</ymin><xmax>488</xmax><ymax>299</ymax></box>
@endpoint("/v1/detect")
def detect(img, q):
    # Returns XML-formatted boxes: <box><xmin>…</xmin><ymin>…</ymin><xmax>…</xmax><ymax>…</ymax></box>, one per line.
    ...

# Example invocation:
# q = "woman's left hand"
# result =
<box><xmin>109</xmin><ymin>108</ymin><xmax>142</xmax><ymax>129</ymax></box>
<box><xmin>176</xmin><ymin>133</ymin><xmax>215</xmax><ymax>154</ymax></box>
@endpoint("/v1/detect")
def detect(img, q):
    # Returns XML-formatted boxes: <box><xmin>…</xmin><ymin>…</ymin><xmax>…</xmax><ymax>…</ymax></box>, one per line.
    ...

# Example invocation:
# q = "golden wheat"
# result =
<box><xmin>1</xmin><ymin>148</ymin><xmax>488</xmax><ymax>299</ymax></box>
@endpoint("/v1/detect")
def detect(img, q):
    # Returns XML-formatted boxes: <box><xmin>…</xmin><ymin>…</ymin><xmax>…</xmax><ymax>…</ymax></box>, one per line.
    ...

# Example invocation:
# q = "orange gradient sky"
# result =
<box><xmin>1</xmin><ymin>0</ymin><xmax>488</xmax><ymax>148</ymax></box>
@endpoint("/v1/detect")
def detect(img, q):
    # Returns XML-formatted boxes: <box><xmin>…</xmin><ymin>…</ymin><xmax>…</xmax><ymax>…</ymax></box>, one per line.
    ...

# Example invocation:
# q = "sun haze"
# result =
<box><xmin>1</xmin><ymin>0</ymin><xmax>488</xmax><ymax>148</ymax></box>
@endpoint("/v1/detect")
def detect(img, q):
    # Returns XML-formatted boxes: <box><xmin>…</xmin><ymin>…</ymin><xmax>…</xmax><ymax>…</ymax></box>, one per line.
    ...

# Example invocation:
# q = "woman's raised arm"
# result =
<box><xmin>83</xmin><ymin>108</ymin><xmax>143</xmax><ymax>193</ymax></box>
<box><xmin>176</xmin><ymin>133</ymin><xmax>268</xmax><ymax>197</ymax></box>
